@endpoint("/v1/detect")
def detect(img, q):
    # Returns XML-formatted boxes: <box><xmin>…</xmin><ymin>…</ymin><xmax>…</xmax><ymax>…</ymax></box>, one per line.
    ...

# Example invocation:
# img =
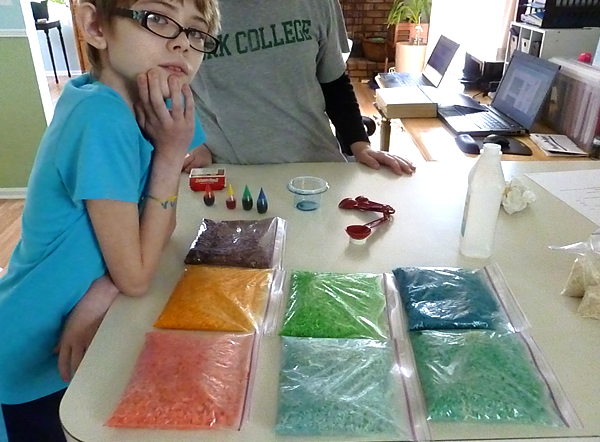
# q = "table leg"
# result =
<box><xmin>379</xmin><ymin>117</ymin><xmax>391</xmax><ymax>152</ymax></box>
<box><xmin>44</xmin><ymin>29</ymin><xmax>59</xmax><ymax>84</ymax></box>
<box><xmin>56</xmin><ymin>24</ymin><xmax>72</xmax><ymax>78</ymax></box>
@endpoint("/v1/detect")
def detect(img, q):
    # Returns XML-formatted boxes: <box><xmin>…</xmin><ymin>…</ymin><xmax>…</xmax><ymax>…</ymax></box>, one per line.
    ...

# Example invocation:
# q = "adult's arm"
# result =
<box><xmin>320</xmin><ymin>73</ymin><xmax>369</xmax><ymax>155</ymax></box>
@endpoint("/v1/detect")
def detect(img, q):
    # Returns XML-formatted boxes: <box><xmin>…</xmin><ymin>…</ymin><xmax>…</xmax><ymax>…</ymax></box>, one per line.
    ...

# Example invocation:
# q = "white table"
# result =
<box><xmin>60</xmin><ymin>161</ymin><xmax>600</xmax><ymax>442</ymax></box>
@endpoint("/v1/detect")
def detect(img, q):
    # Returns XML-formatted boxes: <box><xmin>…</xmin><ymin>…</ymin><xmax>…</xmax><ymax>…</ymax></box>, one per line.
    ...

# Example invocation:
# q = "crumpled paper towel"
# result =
<box><xmin>502</xmin><ymin>177</ymin><xmax>536</xmax><ymax>214</ymax></box>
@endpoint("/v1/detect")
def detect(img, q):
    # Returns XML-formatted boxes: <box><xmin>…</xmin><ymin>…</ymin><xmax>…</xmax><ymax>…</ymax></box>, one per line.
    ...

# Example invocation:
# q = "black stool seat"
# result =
<box><xmin>34</xmin><ymin>18</ymin><xmax>72</xmax><ymax>84</ymax></box>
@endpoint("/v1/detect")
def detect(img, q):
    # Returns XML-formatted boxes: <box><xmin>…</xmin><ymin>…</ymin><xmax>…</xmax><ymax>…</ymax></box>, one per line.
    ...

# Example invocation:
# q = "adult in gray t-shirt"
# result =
<box><xmin>186</xmin><ymin>0</ymin><xmax>416</xmax><ymax>174</ymax></box>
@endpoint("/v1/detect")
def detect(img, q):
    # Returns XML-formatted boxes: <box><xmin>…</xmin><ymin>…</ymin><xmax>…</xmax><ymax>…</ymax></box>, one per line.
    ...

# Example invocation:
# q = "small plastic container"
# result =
<box><xmin>287</xmin><ymin>176</ymin><xmax>329</xmax><ymax>211</ymax></box>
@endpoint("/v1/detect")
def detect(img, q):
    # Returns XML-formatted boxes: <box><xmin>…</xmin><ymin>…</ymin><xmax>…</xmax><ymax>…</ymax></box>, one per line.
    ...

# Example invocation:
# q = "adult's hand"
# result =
<box><xmin>182</xmin><ymin>144</ymin><xmax>213</xmax><ymax>173</ymax></box>
<box><xmin>351</xmin><ymin>142</ymin><xmax>416</xmax><ymax>175</ymax></box>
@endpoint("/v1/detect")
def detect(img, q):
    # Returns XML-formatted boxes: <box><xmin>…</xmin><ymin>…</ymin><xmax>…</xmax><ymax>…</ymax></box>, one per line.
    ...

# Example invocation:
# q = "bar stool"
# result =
<box><xmin>30</xmin><ymin>1</ymin><xmax>71</xmax><ymax>84</ymax></box>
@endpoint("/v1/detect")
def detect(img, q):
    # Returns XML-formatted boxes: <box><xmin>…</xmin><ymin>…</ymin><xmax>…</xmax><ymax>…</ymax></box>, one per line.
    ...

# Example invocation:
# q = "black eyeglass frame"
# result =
<box><xmin>114</xmin><ymin>8</ymin><xmax>219</xmax><ymax>54</ymax></box>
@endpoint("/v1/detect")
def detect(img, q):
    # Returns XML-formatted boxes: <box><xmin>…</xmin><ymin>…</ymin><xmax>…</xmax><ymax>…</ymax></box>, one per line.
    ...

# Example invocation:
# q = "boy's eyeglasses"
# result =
<box><xmin>114</xmin><ymin>9</ymin><xmax>219</xmax><ymax>54</ymax></box>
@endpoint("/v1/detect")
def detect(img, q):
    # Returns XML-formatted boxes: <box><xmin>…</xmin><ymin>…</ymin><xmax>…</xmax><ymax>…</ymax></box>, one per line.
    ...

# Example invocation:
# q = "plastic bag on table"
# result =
<box><xmin>106</xmin><ymin>331</ymin><xmax>255</xmax><ymax>430</ymax></box>
<box><xmin>392</xmin><ymin>267</ymin><xmax>515</xmax><ymax>332</ymax></box>
<box><xmin>278</xmin><ymin>271</ymin><xmax>388</xmax><ymax>339</ymax></box>
<box><xmin>578</xmin><ymin>285</ymin><xmax>600</xmax><ymax>318</ymax></box>
<box><xmin>551</xmin><ymin>230</ymin><xmax>600</xmax><ymax>318</ymax></box>
<box><xmin>410</xmin><ymin>330</ymin><xmax>574</xmax><ymax>426</ymax></box>
<box><xmin>184</xmin><ymin>217</ymin><xmax>286</xmax><ymax>269</ymax></box>
<box><xmin>154</xmin><ymin>266</ymin><xmax>273</xmax><ymax>332</ymax></box>
<box><xmin>275</xmin><ymin>337</ymin><xmax>408</xmax><ymax>438</ymax></box>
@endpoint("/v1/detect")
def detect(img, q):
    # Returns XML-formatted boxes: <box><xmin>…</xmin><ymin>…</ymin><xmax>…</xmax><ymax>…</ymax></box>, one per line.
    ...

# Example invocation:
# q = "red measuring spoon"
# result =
<box><xmin>338</xmin><ymin>196</ymin><xmax>395</xmax><ymax>215</ymax></box>
<box><xmin>346</xmin><ymin>215</ymin><xmax>391</xmax><ymax>243</ymax></box>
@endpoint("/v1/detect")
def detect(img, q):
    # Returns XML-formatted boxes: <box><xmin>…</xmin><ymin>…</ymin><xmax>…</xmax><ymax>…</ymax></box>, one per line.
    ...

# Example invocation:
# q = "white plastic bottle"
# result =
<box><xmin>460</xmin><ymin>143</ymin><xmax>505</xmax><ymax>259</ymax></box>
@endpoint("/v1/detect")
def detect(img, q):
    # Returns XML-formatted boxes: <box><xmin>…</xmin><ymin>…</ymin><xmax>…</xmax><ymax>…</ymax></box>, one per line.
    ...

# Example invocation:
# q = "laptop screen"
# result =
<box><xmin>423</xmin><ymin>35</ymin><xmax>460</xmax><ymax>87</ymax></box>
<box><xmin>491</xmin><ymin>51</ymin><xmax>559</xmax><ymax>129</ymax></box>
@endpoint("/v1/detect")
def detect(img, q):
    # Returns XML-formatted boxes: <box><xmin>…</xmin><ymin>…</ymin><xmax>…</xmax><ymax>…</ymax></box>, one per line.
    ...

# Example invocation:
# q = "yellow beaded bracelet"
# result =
<box><xmin>145</xmin><ymin>194</ymin><xmax>178</xmax><ymax>209</ymax></box>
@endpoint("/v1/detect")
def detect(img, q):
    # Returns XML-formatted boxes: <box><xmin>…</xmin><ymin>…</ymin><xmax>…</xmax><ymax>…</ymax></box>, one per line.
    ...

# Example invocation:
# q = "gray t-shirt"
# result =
<box><xmin>191</xmin><ymin>0</ymin><xmax>350</xmax><ymax>164</ymax></box>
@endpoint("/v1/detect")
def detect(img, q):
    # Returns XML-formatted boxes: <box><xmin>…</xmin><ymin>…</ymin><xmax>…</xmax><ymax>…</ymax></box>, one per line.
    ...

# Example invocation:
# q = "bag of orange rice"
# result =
<box><xmin>154</xmin><ymin>266</ymin><xmax>273</xmax><ymax>332</ymax></box>
<box><xmin>106</xmin><ymin>331</ymin><xmax>254</xmax><ymax>430</ymax></box>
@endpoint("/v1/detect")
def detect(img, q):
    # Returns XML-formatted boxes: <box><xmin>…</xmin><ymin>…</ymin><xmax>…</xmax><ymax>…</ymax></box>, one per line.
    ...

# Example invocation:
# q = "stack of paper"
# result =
<box><xmin>375</xmin><ymin>87</ymin><xmax>437</xmax><ymax>119</ymax></box>
<box><xmin>529</xmin><ymin>134</ymin><xmax>588</xmax><ymax>157</ymax></box>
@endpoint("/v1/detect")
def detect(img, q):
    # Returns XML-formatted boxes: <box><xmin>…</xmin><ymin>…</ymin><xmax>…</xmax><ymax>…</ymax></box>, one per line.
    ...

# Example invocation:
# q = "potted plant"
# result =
<box><xmin>386</xmin><ymin>0</ymin><xmax>432</xmax><ymax>60</ymax></box>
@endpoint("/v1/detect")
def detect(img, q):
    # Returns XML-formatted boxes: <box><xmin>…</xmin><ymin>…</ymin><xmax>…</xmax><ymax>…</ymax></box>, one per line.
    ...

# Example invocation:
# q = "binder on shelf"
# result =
<box><xmin>375</xmin><ymin>87</ymin><xmax>437</xmax><ymax>119</ymax></box>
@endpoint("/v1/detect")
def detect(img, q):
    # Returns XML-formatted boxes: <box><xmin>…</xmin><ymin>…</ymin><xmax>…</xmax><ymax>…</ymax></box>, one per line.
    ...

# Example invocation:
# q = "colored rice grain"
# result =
<box><xmin>154</xmin><ymin>266</ymin><xmax>272</xmax><ymax>332</ymax></box>
<box><xmin>276</xmin><ymin>337</ymin><xmax>398</xmax><ymax>436</ymax></box>
<box><xmin>393</xmin><ymin>267</ymin><xmax>504</xmax><ymax>331</ymax></box>
<box><xmin>279</xmin><ymin>271</ymin><xmax>388</xmax><ymax>339</ymax></box>
<box><xmin>107</xmin><ymin>331</ymin><xmax>254</xmax><ymax>429</ymax></box>
<box><xmin>411</xmin><ymin>330</ymin><xmax>561</xmax><ymax>425</ymax></box>
<box><xmin>185</xmin><ymin>218</ymin><xmax>278</xmax><ymax>268</ymax></box>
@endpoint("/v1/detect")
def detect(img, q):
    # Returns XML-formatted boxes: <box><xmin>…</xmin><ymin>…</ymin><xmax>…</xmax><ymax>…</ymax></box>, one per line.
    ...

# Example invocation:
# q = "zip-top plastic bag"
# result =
<box><xmin>392</xmin><ymin>266</ymin><xmax>525</xmax><ymax>333</ymax></box>
<box><xmin>551</xmin><ymin>230</ymin><xmax>600</xmax><ymax>319</ymax></box>
<box><xmin>106</xmin><ymin>331</ymin><xmax>255</xmax><ymax>430</ymax></box>
<box><xmin>154</xmin><ymin>266</ymin><xmax>281</xmax><ymax>332</ymax></box>
<box><xmin>184</xmin><ymin>217</ymin><xmax>286</xmax><ymax>269</ymax></box>
<box><xmin>278</xmin><ymin>271</ymin><xmax>389</xmax><ymax>339</ymax></box>
<box><xmin>275</xmin><ymin>337</ymin><xmax>406</xmax><ymax>437</ymax></box>
<box><xmin>409</xmin><ymin>330</ymin><xmax>578</xmax><ymax>427</ymax></box>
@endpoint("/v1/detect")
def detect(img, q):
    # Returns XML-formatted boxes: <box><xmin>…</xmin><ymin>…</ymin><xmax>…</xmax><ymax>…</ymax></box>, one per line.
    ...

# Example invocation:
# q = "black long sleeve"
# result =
<box><xmin>320</xmin><ymin>73</ymin><xmax>369</xmax><ymax>156</ymax></box>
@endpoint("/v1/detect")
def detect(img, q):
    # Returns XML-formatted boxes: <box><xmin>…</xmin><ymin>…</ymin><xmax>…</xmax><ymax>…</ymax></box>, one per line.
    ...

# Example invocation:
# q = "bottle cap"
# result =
<box><xmin>482</xmin><ymin>143</ymin><xmax>501</xmax><ymax>154</ymax></box>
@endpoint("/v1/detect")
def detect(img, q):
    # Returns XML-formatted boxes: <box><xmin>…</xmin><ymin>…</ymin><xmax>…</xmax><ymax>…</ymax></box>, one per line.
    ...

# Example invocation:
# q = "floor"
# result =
<box><xmin>0</xmin><ymin>200</ymin><xmax>24</xmax><ymax>273</ymax></box>
<box><xmin>47</xmin><ymin>74</ymin><xmax>70</xmax><ymax>106</ymax></box>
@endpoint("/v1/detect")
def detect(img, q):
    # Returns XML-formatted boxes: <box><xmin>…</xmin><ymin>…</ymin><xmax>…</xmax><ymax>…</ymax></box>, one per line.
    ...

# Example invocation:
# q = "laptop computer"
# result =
<box><xmin>376</xmin><ymin>35</ymin><xmax>460</xmax><ymax>89</ymax></box>
<box><xmin>437</xmin><ymin>51</ymin><xmax>560</xmax><ymax>136</ymax></box>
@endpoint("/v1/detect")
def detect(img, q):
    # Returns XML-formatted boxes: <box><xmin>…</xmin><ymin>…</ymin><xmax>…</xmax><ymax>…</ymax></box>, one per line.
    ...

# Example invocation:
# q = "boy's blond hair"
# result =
<box><xmin>79</xmin><ymin>0</ymin><xmax>220</xmax><ymax>77</ymax></box>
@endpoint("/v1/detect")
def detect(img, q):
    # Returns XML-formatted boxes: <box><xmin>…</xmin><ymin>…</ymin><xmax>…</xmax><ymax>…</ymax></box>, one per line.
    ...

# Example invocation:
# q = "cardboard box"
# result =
<box><xmin>189</xmin><ymin>168</ymin><xmax>226</xmax><ymax>191</ymax></box>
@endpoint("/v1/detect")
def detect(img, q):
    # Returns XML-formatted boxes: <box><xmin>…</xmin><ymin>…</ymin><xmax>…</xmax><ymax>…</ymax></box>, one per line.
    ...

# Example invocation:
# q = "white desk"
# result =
<box><xmin>61</xmin><ymin>161</ymin><xmax>600</xmax><ymax>442</ymax></box>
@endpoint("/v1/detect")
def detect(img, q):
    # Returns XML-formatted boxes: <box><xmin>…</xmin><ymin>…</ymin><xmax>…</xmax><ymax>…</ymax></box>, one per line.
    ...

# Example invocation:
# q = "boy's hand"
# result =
<box><xmin>182</xmin><ymin>144</ymin><xmax>213</xmax><ymax>173</ymax></box>
<box><xmin>55</xmin><ymin>275</ymin><xmax>119</xmax><ymax>382</ymax></box>
<box><xmin>135</xmin><ymin>68</ymin><xmax>195</xmax><ymax>166</ymax></box>
<box><xmin>351</xmin><ymin>142</ymin><xmax>416</xmax><ymax>176</ymax></box>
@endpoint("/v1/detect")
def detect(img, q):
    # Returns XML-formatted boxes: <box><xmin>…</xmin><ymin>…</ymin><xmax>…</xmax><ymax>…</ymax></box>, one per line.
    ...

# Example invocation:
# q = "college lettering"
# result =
<box><xmin>206</xmin><ymin>19</ymin><xmax>312</xmax><ymax>59</ymax></box>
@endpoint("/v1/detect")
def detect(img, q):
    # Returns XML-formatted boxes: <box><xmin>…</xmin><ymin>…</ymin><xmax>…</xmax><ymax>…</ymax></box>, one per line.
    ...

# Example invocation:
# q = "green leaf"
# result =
<box><xmin>386</xmin><ymin>0</ymin><xmax>431</xmax><ymax>25</ymax></box>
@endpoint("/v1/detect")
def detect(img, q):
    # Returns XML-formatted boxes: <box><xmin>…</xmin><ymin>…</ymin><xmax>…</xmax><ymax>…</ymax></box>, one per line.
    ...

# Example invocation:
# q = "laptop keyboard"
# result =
<box><xmin>466</xmin><ymin>111</ymin><xmax>516</xmax><ymax>130</ymax></box>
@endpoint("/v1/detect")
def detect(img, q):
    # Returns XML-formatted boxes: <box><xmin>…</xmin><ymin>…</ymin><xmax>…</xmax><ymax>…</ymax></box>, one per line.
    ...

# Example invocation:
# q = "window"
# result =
<box><xmin>428</xmin><ymin>0</ymin><xmax>517</xmax><ymax>78</ymax></box>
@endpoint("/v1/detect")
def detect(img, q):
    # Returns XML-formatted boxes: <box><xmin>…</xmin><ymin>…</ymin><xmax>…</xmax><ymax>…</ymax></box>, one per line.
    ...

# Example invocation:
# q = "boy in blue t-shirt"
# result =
<box><xmin>0</xmin><ymin>0</ymin><xmax>220</xmax><ymax>439</ymax></box>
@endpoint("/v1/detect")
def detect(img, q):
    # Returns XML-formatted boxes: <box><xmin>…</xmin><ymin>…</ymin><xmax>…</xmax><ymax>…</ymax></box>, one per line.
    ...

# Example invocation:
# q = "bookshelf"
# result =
<box><xmin>506</xmin><ymin>22</ymin><xmax>600</xmax><ymax>63</ymax></box>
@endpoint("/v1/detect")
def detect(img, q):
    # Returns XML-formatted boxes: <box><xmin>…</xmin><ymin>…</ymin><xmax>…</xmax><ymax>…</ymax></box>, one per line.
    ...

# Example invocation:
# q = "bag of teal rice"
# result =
<box><xmin>393</xmin><ymin>267</ymin><xmax>508</xmax><ymax>331</ymax></box>
<box><xmin>275</xmin><ymin>337</ymin><xmax>401</xmax><ymax>436</ymax></box>
<box><xmin>410</xmin><ymin>330</ymin><xmax>564</xmax><ymax>425</ymax></box>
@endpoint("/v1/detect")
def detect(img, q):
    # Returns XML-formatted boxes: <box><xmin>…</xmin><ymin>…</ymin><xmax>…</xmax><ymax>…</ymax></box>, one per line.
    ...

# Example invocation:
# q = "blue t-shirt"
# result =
<box><xmin>0</xmin><ymin>74</ymin><xmax>205</xmax><ymax>405</ymax></box>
